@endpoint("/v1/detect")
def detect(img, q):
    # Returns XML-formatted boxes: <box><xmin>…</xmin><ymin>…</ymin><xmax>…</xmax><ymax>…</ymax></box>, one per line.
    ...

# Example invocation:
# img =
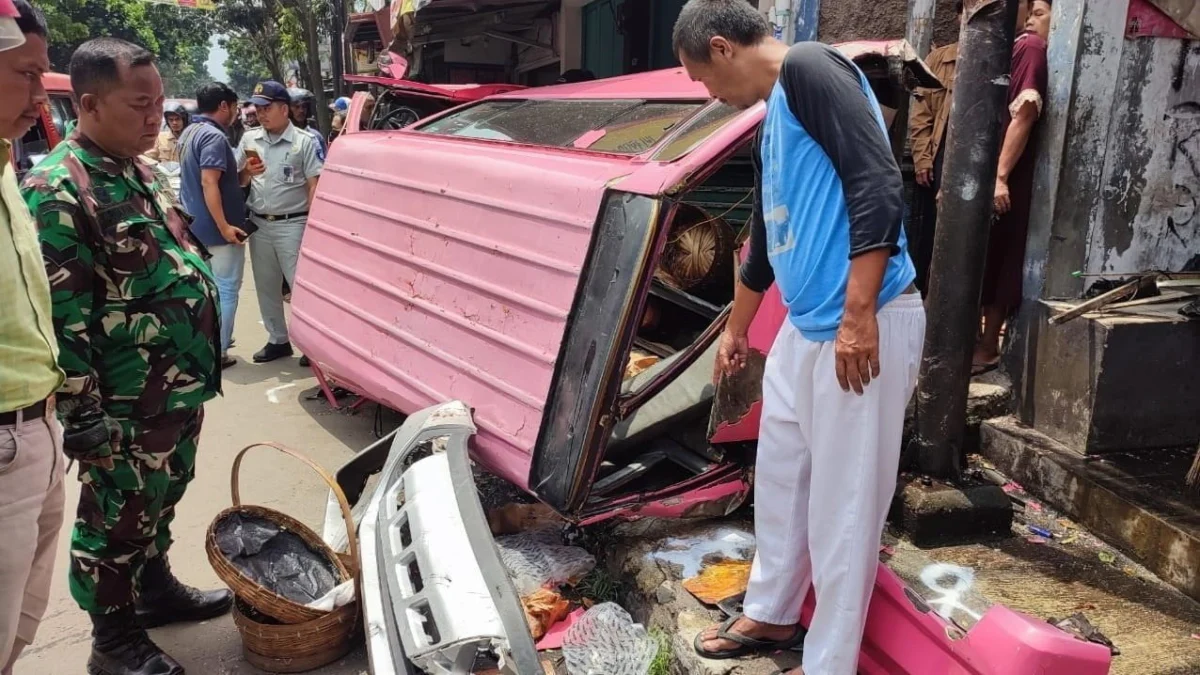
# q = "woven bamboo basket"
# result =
<box><xmin>205</xmin><ymin>442</ymin><xmax>360</xmax><ymax>626</ymax></box>
<box><xmin>233</xmin><ymin>596</ymin><xmax>358</xmax><ymax>673</ymax></box>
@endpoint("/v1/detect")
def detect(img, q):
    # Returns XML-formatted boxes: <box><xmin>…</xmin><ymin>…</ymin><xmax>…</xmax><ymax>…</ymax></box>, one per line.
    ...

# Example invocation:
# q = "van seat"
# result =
<box><xmin>609</xmin><ymin>341</ymin><xmax>719</xmax><ymax>456</ymax></box>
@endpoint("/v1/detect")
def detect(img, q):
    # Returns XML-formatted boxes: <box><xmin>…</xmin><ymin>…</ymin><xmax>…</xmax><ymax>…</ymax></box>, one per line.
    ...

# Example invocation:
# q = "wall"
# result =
<box><xmin>1082</xmin><ymin>37</ymin><xmax>1200</xmax><ymax>277</ymax></box>
<box><xmin>816</xmin><ymin>0</ymin><xmax>961</xmax><ymax>46</ymax></box>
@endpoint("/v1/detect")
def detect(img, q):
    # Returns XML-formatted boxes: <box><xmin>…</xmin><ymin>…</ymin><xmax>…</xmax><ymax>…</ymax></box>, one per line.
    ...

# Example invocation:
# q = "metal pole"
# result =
<box><xmin>330</xmin><ymin>0</ymin><xmax>346</xmax><ymax>97</ymax></box>
<box><xmin>906</xmin><ymin>0</ymin><xmax>938</xmax><ymax>58</ymax></box>
<box><xmin>912</xmin><ymin>0</ymin><xmax>1019</xmax><ymax>479</ymax></box>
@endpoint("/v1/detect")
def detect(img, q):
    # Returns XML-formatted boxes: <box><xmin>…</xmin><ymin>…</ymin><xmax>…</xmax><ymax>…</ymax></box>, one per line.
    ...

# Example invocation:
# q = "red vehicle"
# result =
<box><xmin>340</xmin><ymin>74</ymin><xmax>524</xmax><ymax>132</ymax></box>
<box><xmin>12</xmin><ymin>73</ymin><xmax>75</xmax><ymax>176</ymax></box>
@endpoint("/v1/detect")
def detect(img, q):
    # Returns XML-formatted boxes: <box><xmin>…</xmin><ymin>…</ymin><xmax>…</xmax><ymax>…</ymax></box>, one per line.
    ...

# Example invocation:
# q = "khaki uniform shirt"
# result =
<box><xmin>146</xmin><ymin>130</ymin><xmax>182</xmax><ymax>164</ymax></box>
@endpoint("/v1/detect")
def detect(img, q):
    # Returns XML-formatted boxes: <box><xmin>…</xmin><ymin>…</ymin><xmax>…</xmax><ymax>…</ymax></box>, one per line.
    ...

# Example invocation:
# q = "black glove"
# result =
<box><xmin>60</xmin><ymin>400</ymin><xmax>121</xmax><ymax>466</ymax></box>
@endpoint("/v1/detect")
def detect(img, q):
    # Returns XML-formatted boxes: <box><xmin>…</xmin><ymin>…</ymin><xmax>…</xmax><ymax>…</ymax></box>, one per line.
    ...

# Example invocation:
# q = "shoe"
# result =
<box><xmin>253</xmin><ymin>341</ymin><xmax>294</xmax><ymax>363</ymax></box>
<box><xmin>228</xmin><ymin>338</ymin><xmax>237</xmax><ymax>348</ymax></box>
<box><xmin>221</xmin><ymin>353</ymin><xmax>236</xmax><ymax>368</ymax></box>
<box><xmin>135</xmin><ymin>556</ymin><xmax>233</xmax><ymax>629</ymax></box>
<box><xmin>88</xmin><ymin>607</ymin><xmax>184</xmax><ymax>675</ymax></box>
<box><xmin>298</xmin><ymin>355</ymin><xmax>310</xmax><ymax>368</ymax></box>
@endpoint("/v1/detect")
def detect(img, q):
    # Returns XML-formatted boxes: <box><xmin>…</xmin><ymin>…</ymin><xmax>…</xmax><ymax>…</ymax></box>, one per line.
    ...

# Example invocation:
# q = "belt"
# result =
<box><xmin>252</xmin><ymin>210</ymin><xmax>308</xmax><ymax>222</ymax></box>
<box><xmin>0</xmin><ymin>399</ymin><xmax>48</xmax><ymax>426</ymax></box>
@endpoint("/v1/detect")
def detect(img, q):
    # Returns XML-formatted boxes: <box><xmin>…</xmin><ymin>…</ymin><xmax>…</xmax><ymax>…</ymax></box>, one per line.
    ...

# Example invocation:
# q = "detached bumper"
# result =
<box><xmin>349</xmin><ymin>402</ymin><xmax>539</xmax><ymax>675</ymax></box>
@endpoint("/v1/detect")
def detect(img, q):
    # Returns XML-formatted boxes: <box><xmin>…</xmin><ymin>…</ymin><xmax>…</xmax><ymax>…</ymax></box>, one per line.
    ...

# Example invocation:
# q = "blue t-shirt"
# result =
<box><xmin>179</xmin><ymin>115</ymin><xmax>247</xmax><ymax>248</ymax></box>
<box><xmin>302</xmin><ymin>125</ymin><xmax>327</xmax><ymax>162</ymax></box>
<box><xmin>741</xmin><ymin>43</ymin><xmax>916</xmax><ymax>342</ymax></box>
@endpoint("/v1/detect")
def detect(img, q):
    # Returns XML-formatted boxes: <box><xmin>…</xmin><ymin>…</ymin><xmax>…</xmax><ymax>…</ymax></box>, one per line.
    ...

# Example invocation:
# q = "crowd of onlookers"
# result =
<box><xmin>907</xmin><ymin>0</ymin><xmax>1051</xmax><ymax>374</ymax></box>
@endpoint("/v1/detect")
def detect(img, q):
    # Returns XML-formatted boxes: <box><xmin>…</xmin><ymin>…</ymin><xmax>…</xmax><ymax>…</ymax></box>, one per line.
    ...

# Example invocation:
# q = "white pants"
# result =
<box><xmin>249</xmin><ymin>217</ymin><xmax>305</xmax><ymax>345</ymax></box>
<box><xmin>743</xmin><ymin>292</ymin><xmax>925</xmax><ymax>675</ymax></box>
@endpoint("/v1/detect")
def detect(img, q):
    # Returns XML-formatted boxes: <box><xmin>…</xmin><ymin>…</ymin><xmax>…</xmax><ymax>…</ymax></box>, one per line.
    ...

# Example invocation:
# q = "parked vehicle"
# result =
<box><xmin>12</xmin><ymin>72</ymin><xmax>75</xmax><ymax>177</ymax></box>
<box><xmin>340</xmin><ymin>74</ymin><xmax>524</xmax><ymax>133</ymax></box>
<box><xmin>294</xmin><ymin>43</ymin><xmax>1113</xmax><ymax>675</ymax></box>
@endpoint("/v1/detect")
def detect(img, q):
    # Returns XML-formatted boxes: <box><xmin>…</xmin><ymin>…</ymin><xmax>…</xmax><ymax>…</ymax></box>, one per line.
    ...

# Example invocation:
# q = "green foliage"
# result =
<box><xmin>39</xmin><ymin>0</ymin><xmax>215</xmax><ymax>96</ymax></box>
<box><xmin>648</xmin><ymin>628</ymin><xmax>672</xmax><ymax>675</ymax></box>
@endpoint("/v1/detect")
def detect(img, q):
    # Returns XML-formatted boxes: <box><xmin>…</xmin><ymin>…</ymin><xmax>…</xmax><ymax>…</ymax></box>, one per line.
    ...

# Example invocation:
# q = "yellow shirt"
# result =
<box><xmin>0</xmin><ymin>140</ymin><xmax>64</xmax><ymax>412</ymax></box>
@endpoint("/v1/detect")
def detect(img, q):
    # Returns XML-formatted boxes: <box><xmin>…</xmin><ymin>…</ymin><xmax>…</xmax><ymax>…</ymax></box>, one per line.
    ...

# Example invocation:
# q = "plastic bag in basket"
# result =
<box><xmin>562</xmin><ymin>603</ymin><xmax>658</xmax><ymax>675</ymax></box>
<box><xmin>495</xmin><ymin>529</ymin><xmax>595</xmax><ymax>595</ymax></box>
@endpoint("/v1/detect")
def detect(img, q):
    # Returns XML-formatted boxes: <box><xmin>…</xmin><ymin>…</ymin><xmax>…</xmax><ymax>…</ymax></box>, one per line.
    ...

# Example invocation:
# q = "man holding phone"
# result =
<box><xmin>178</xmin><ymin>81</ymin><xmax>264</xmax><ymax>368</ymax></box>
<box><xmin>239</xmin><ymin>80</ymin><xmax>322</xmax><ymax>365</ymax></box>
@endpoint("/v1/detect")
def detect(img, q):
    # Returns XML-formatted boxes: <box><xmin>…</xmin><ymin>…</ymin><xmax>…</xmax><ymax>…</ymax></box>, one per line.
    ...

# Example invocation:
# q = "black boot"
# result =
<box><xmin>135</xmin><ymin>557</ymin><xmax>233</xmax><ymax>629</ymax></box>
<box><xmin>253</xmin><ymin>341</ymin><xmax>294</xmax><ymax>363</ymax></box>
<box><xmin>88</xmin><ymin>608</ymin><xmax>184</xmax><ymax>675</ymax></box>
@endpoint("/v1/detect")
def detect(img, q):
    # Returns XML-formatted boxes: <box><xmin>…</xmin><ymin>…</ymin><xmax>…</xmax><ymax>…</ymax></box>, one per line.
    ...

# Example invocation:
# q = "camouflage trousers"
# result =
<box><xmin>69</xmin><ymin>407</ymin><xmax>204</xmax><ymax>614</ymax></box>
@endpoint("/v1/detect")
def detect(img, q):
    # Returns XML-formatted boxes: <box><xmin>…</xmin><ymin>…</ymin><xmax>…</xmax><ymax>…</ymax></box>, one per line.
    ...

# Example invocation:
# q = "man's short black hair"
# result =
<box><xmin>69</xmin><ymin>37</ymin><xmax>156</xmax><ymax>99</ymax></box>
<box><xmin>14</xmin><ymin>0</ymin><xmax>47</xmax><ymax>37</ymax></box>
<box><xmin>672</xmin><ymin>0</ymin><xmax>771</xmax><ymax>64</ymax></box>
<box><xmin>196</xmin><ymin>81</ymin><xmax>238</xmax><ymax>114</ymax></box>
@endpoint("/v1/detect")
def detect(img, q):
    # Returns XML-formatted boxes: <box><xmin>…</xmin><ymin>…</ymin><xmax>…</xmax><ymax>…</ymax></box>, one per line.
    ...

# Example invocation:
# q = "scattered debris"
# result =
<box><xmin>1099</xmin><ymin>551</ymin><xmax>1116</xmax><ymax>565</ymax></box>
<box><xmin>681</xmin><ymin>559</ymin><xmax>752</xmax><ymax>605</ymax></box>
<box><xmin>488</xmin><ymin>503</ymin><xmax>565</xmax><ymax>536</ymax></box>
<box><xmin>648</xmin><ymin>526</ymin><xmax>755</xmax><ymax>578</ymax></box>
<box><xmin>497</xmin><ymin>530</ymin><xmax>596</xmax><ymax>595</ymax></box>
<box><xmin>1028</xmin><ymin>525</ymin><xmax>1053</xmax><ymax>539</ymax></box>
<box><xmin>536</xmin><ymin>608</ymin><xmax>586</xmax><ymax>651</ymax></box>
<box><xmin>522</xmin><ymin>589</ymin><xmax>572</xmax><ymax>641</ymax></box>
<box><xmin>626</xmin><ymin>350</ymin><xmax>660</xmax><ymax>379</ymax></box>
<box><xmin>1026</xmin><ymin>536</ymin><xmax>1048</xmax><ymax>545</ymax></box>
<box><xmin>1049</xmin><ymin>613</ymin><xmax>1120</xmax><ymax>656</ymax></box>
<box><xmin>562</xmin><ymin>603</ymin><xmax>658</xmax><ymax>675</ymax></box>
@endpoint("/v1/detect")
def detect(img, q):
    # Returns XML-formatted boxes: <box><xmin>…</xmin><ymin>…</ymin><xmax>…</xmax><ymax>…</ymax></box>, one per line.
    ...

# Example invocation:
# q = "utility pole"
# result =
<box><xmin>911</xmin><ymin>0</ymin><xmax>1019</xmax><ymax>478</ymax></box>
<box><xmin>329</xmin><ymin>0</ymin><xmax>346</xmax><ymax>98</ymax></box>
<box><xmin>906</xmin><ymin>0</ymin><xmax>938</xmax><ymax>58</ymax></box>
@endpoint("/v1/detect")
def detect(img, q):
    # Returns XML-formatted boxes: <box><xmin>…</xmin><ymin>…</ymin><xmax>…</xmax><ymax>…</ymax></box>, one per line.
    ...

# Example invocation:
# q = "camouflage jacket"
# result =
<box><xmin>21</xmin><ymin>131</ymin><xmax>221</xmax><ymax>419</ymax></box>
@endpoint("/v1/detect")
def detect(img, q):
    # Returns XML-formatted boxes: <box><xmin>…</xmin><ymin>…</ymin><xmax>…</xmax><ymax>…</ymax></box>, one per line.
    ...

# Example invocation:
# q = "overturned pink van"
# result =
<box><xmin>292</xmin><ymin>42</ymin><xmax>1114</xmax><ymax>675</ymax></box>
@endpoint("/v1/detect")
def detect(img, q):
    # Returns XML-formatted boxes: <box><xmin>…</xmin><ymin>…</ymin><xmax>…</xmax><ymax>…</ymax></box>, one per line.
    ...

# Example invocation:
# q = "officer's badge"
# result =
<box><xmin>254</xmin><ymin>83</ymin><xmax>264</xmax><ymax>95</ymax></box>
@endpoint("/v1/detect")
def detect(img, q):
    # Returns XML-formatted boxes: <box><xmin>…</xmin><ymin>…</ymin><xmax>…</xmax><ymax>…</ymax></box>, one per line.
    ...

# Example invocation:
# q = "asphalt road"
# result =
<box><xmin>17</xmin><ymin>261</ymin><xmax>374</xmax><ymax>674</ymax></box>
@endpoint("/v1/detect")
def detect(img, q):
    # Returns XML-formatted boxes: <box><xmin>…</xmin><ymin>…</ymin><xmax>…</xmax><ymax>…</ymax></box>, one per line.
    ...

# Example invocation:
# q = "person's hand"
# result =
<box><xmin>835</xmin><ymin>309</ymin><xmax>880</xmax><ymax>395</ymax></box>
<box><xmin>714</xmin><ymin>329</ymin><xmax>750</xmax><ymax>383</ymax></box>
<box><xmin>994</xmin><ymin>176</ymin><xmax>1011</xmax><ymax>215</ymax></box>
<box><xmin>60</xmin><ymin>401</ymin><xmax>120</xmax><ymax>471</ymax></box>
<box><xmin>246</xmin><ymin>157</ymin><xmax>266</xmax><ymax>177</ymax></box>
<box><xmin>219</xmin><ymin>224</ymin><xmax>248</xmax><ymax>245</ymax></box>
<box><xmin>916</xmin><ymin>168</ymin><xmax>933</xmax><ymax>188</ymax></box>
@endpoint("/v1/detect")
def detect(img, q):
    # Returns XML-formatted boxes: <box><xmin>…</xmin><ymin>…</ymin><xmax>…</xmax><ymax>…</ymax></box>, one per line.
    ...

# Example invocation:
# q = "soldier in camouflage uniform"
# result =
<box><xmin>22</xmin><ymin>38</ymin><xmax>229</xmax><ymax>675</ymax></box>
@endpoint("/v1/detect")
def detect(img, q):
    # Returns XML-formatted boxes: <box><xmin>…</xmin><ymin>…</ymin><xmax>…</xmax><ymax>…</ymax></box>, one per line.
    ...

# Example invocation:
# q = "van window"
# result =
<box><xmin>416</xmin><ymin>99</ymin><xmax>705</xmax><ymax>154</ymax></box>
<box><xmin>49</xmin><ymin>95</ymin><xmax>75</xmax><ymax>139</ymax></box>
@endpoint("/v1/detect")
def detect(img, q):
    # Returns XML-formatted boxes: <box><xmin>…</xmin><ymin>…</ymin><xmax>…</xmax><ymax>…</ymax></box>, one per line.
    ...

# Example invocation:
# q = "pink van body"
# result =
<box><xmin>295</xmin><ymin>48</ymin><xmax>1112</xmax><ymax>674</ymax></box>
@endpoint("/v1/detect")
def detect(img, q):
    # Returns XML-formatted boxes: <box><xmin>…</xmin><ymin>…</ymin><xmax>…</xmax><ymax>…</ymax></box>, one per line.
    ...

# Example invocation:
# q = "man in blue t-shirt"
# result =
<box><xmin>178</xmin><ymin>81</ymin><xmax>265</xmax><ymax>367</ymax></box>
<box><xmin>674</xmin><ymin>3</ymin><xmax>926</xmax><ymax>674</ymax></box>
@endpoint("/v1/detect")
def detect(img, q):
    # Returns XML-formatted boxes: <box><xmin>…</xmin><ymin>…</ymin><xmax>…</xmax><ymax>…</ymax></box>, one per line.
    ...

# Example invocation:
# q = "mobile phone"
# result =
<box><xmin>244</xmin><ymin>148</ymin><xmax>261</xmax><ymax>163</ymax></box>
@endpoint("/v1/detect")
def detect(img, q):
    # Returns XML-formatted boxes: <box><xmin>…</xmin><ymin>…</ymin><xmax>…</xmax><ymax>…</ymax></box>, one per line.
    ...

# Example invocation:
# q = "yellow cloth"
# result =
<box><xmin>0</xmin><ymin>140</ymin><xmax>63</xmax><ymax>412</ymax></box>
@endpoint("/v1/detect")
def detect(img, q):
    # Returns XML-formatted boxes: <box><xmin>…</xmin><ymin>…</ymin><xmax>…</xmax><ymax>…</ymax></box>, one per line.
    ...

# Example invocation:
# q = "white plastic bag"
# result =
<box><xmin>495</xmin><ymin>529</ymin><xmax>595</xmax><ymax>595</ymax></box>
<box><xmin>304</xmin><ymin>579</ymin><xmax>356</xmax><ymax>612</ymax></box>
<box><xmin>562</xmin><ymin>603</ymin><xmax>657</xmax><ymax>675</ymax></box>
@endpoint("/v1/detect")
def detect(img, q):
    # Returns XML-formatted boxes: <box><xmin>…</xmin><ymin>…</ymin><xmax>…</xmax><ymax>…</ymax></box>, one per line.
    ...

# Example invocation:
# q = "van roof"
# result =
<box><xmin>495</xmin><ymin>68</ymin><xmax>709</xmax><ymax>101</ymax></box>
<box><xmin>43</xmin><ymin>72</ymin><xmax>70</xmax><ymax>93</ymax></box>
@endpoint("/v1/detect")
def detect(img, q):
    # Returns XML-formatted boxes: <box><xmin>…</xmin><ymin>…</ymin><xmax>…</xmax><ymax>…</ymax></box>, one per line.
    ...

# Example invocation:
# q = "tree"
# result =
<box><xmin>223</xmin><ymin>35</ymin><xmax>272</xmax><ymax>98</ymax></box>
<box><xmin>217</xmin><ymin>0</ymin><xmax>332</xmax><ymax>133</ymax></box>
<box><xmin>40</xmin><ymin>0</ymin><xmax>215</xmax><ymax>95</ymax></box>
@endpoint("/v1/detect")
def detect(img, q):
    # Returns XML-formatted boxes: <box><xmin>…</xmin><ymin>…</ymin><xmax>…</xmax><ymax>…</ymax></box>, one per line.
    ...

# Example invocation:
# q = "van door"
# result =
<box><xmin>343</xmin><ymin>91</ymin><xmax>372</xmax><ymax>134</ymax></box>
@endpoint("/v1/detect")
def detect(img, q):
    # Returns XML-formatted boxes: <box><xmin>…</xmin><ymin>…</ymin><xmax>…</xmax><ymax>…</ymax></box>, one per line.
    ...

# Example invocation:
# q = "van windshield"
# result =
<box><xmin>416</xmin><ymin>99</ymin><xmax>706</xmax><ymax>155</ymax></box>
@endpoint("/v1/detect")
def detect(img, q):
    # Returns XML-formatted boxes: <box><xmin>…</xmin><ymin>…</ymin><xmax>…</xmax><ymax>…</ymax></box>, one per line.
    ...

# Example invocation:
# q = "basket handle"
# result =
<box><xmin>230</xmin><ymin>442</ymin><xmax>360</xmax><ymax>586</ymax></box>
